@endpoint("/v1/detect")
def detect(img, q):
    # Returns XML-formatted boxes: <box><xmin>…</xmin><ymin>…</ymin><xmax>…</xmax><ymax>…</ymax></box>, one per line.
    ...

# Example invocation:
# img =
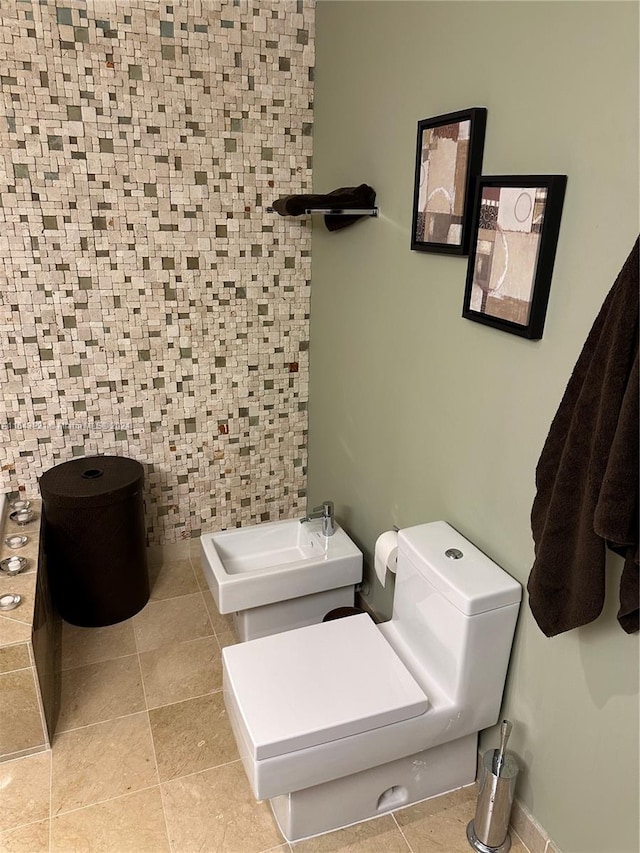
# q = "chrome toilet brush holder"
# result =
<box><xmin>467</xmin><ymin>720</ymin><xmax>519</xmax><ymax>853</ymax></box>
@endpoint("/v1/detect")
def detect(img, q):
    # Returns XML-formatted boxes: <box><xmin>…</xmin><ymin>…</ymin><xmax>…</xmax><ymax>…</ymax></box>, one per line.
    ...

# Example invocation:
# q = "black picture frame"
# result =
<box><xmin>410</xmin><ymin>107</ymin><xmax>487</xmax><ymax>255</ymax></box>
<box><xmin>462</xmin><ymin>175</ymin><xmax>567</xmax><ymax>340</ymax></box>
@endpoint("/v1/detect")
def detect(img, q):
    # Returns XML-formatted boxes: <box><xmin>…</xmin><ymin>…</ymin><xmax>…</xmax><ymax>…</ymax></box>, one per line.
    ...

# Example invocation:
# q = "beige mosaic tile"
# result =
<box><xmin>0</xmin><ymin>0</ymin><xmax>314</xmax><ymax>545</ymax></box>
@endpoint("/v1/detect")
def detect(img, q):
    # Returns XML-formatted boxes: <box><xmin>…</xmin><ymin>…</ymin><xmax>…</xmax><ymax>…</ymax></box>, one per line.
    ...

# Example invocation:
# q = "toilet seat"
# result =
<box><xmin>222</xmin><ymin>613</ymin><xmax>429</xmax><ymax>760</ymax></box>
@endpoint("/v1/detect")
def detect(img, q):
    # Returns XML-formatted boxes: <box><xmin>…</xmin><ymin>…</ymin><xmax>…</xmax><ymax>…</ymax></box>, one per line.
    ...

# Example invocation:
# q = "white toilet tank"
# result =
<box><xmin>391</xmin><ymin>522</ymin><xmax>521</xmax><ymax>722</ymax></box>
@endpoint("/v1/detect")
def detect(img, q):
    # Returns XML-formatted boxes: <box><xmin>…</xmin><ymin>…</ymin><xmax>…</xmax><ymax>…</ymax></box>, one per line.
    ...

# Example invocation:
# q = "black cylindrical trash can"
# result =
<box><xmin>323</xmin><ymin>606</ymin><xmax>365</xmax><ymax>622</ymax></box>
<box><xmin>39</xmin><ymin>456</ymin><xmax>149</xmax><ymax>627</ymax></box>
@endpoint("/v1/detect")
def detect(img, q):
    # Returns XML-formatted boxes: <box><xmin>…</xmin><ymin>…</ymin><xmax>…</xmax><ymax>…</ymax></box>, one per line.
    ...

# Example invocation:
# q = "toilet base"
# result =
<box><xmin>269</xmin><ymin>732</ymin><xmax>477</xmax><ymax>841</ymax></box>
<box><xmin>232</xmin><ymin>585</ymin><xmax>356</xmax><ymax>641</ymax></box>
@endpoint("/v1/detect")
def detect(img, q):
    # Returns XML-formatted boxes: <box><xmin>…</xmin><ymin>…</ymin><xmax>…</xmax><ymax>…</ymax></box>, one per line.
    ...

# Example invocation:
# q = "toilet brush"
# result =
<box><xmin>493</xmin><ymin>720</ymin><xmax>512</xmax><ymax>776</ymax></box>
<box><xmin>467</xmin><ymin>719</ymin><xmax>519</xmax><ymax>853</ymax></box>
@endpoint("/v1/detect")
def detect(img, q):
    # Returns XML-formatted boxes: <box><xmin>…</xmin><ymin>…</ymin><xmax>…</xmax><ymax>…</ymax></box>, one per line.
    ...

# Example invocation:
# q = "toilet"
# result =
<box><xmin>222</xmin><ymin>521</ymin><xmax>522</xmax><ymax>841</ymax></box>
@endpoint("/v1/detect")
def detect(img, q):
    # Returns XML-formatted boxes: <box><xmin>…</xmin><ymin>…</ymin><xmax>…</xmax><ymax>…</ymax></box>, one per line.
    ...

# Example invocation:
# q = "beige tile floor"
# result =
<box><xmin>0</xmin><ymin>555</ymin><xmax>531</xmax><ymax>853</ymax></box>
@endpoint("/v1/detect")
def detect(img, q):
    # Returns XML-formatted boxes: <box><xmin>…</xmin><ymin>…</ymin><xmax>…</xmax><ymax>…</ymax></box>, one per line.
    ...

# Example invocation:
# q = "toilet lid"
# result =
<box><xmin>222</xmin><ymin>613</ymin><xmax>429</xmax><ymax>760</ymax></box>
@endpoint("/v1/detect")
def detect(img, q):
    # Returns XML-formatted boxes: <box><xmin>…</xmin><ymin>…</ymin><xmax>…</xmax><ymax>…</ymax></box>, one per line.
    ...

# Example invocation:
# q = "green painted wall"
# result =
<box><xmin>308</xmin><ymin>3</ymin><xmax>639</xmax><ymax>852</ymax></box>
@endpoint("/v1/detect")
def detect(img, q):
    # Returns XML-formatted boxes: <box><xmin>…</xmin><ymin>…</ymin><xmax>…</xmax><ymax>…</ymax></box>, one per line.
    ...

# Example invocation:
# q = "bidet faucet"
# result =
<box><xmin>300</xmin><ymin>500</ymin><xmax>335</xmax><ymax>536</ymax></box>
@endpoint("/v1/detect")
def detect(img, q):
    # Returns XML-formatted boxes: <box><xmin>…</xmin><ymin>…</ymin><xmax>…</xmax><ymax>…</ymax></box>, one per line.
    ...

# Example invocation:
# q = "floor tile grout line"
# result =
<box><xmin>0</xmin><ymin>816</ymin><xmax>51</xmax><ymax>842</ymax></box>
<box><xmin>133</xmin><ymin>591</ymin><xmax>217</xmax><ymax>655</ymax></box>
<box><xmin>196</xmin><ymin>582</ymin><xmax>226</xmax><ymax>644</ymax></box>
<box><xmin>0</xmin><ymin>745</ymin><xmax>48</xmax><ymax>764</ymax></box>
<box><xmin>59</xmin><ymin>592</ymin><xmax>226</xmax><ymax>726</ymax></box>
<box><xmin>192</xmin><ymin>568</ymin><xmax>238</xmax><ymax>646</ymax></box>
<box><xmin>28</xmin><ymin>642</ymin><xmax>52</xmax><ymax>755</ymax></box>
<box><xmin>0</xmin><ymin>637</ymin><xmax>35</xmax><ymax>650</ymax></box>
<box><xmin>60</xmin><ymin>584</ymin><xmax>224</xmax><ymax>671</ymax></box>
<box><xmin>60</xmin><ymin>647</ymin><xmax>222</xmax><ymax>721</ymax></box>
<box><xmin>54</xmin><ymin>617</ymin><xmax>162</xmax><ymax>825</ymax></box>
<box><xmin>140</xmin><ymin>631</ymin><xmax>220</xmax><ymax>656</ymax></box>
<box><xmin>60</xmin><ymin>648</ymin><xmax>139</xmax><ymax>673</ymax></box>
<box><xmin>146</xmin><ymin>684</ymin><xmax>223</xmax><ymax>713</ymax></box>
<box><xmin>147</xmin><ymin>557</ymin><xmax>201</xmax><ymax>604</ymax></box>
<box><xmin>189</xmin><ymin>554</ymin><xmax>233</xmax><ymax>638</ymax></box>
<box><xmin>156</xmin><ymin>769</ymin><xmax>175</xmax><ymax>853</ymax></box>
<box><xmin>188</xmin><ymin>553</ymin><xmax>204</xmax><ymax>585</ymax></box>
<box><xmin>0</xmin><ymin>663</ymin><xmax>36</xmax><ymax>675</ymax></box>
<box><xmin>513</xmin><ymin>826</ymin><xmax>533</xmax><ymax>853</ymax></box>
<box><xmin>135</xmin><ymin>635</ymin><xmax>219</xmax><ymax>659</ymax></box>
<box><xmin>391</xmin><ymin>811</ymin><xmax>417</xmax><ymax>853</ymax></box>
<box><xmin>159</xmin><ymin>756</ymin><xmax>243</xmax><ymax>788</ymax></box>
<box><xmin>48</xmin><ymin>745</ymin><xmax>53</xmax><ymax>852</ymax></box>
<box><xmin>133</xmin><ymin>635</ymin><xmax>174</xmax><ymax>853</ymax></box>
<box><xmin>97</xmin><ymin>562</ymin><xmax>231</xmax><ymax>643</ymax></box>
<box><xmin>0</xmin><ymin>616</ymin><xmax>33</xmax><ymax>628</ymax></box>
<box><xmin>53</xmin><ymin>706</ymin><xmax>150</xmax><ymax>737</ymax></box>
<box><xmin>51</xmin><ymin>782</ymin><xmax>164</xmax><ymax>821</ymax></box>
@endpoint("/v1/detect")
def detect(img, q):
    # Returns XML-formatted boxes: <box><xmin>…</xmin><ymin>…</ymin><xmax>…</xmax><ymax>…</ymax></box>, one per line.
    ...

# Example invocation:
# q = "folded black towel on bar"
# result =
<box><xmin>272</xmin><ymin>184</ymin><xmax>376</xmax><ymax>231</ymax></box>
<box><xmin>528</xmin><ymin>237</ymin><xmax>639</xmax><ymax>636</ymax></box>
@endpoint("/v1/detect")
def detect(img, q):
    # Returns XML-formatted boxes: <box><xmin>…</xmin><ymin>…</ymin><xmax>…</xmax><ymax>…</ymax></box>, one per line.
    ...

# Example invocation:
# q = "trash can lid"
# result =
<box><xmin>39</xmin><ymin>456</ymin><xmax>145</xmax><ymax>508</ymax></box>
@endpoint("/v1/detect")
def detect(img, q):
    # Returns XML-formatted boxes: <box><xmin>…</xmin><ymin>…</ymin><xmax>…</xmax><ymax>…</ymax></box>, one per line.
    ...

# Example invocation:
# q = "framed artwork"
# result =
<box><xmin>462</xmin><ymin>175</ymin><xmax>567</xmax><ymax>340</ymax></box>
<box><xmin>410</xmin><ymin>107</ymin><xmax>487</xmax><ymax>255</ymax></box>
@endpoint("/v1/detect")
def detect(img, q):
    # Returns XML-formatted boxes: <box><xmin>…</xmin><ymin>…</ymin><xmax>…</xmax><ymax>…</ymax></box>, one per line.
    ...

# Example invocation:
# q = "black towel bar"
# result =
<box><xmin>266</xmin><ymin>206</ymin><xmax>378</xmax><ymax>217</ymax></box>
<box><xmin>265</xmin><ymin>207</ymin><xmax>379</xmax><ymax>216</ymax></box>
<box><xmin>305</xmin><ymin>208</ymin><xmax>378</xmax><ymax>216</ymax></box>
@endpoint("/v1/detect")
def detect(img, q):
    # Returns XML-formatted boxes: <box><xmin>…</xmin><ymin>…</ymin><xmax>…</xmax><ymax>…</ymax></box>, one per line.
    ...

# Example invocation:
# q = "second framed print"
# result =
<box><xmin>462</xmin><ymin>175</ymin><xmax>567</xmax><ymax>340</ymax></box>
<box><xmin>411</xmin><ymin>107</ymin><xmax>487</xmax><ymax>255</ymax></box>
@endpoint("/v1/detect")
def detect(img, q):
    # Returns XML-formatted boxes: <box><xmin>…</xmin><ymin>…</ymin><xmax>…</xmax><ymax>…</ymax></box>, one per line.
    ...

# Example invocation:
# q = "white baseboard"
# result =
<box><xmin>510</xmin><ymin>798</ymin><xmax>562</xmax><ymax>853</ymax></box>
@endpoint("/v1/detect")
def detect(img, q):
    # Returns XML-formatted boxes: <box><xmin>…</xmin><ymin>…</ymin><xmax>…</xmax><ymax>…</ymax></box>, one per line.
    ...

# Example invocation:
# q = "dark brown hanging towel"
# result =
<box><xmin>528</xmin><ymin>237</ymin><xmax>639</xmax><ymax>636</ymax></box>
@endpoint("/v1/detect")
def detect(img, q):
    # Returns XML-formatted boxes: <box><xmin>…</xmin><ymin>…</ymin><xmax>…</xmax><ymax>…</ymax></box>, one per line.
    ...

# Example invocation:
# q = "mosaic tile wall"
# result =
<box><xmin>0</xmin><ymin>0</ymin><xmax>314</xmax><ymax>543</ymax></box>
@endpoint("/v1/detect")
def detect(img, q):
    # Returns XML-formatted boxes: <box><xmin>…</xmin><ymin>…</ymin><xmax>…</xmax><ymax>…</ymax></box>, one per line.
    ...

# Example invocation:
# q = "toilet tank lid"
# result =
<box><xmin>399</xmin><ymin>522</ymin><xmax>521</xmax><ymax>615</ymax></box>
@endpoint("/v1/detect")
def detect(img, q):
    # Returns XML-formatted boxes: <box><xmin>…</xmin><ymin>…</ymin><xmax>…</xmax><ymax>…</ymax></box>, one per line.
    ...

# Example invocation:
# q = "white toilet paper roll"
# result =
<box><xmin>374</xmin><ymin>530</ymin><xmax>399</xmax><ymax>587</ymax></box>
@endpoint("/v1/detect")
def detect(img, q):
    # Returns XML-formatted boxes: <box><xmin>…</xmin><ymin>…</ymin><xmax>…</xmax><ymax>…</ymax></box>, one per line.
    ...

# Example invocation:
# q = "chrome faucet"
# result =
<box><xmin>300</xmin><ymin>500</ymin><xmax>335</xmax><ymax>536</ymax></box>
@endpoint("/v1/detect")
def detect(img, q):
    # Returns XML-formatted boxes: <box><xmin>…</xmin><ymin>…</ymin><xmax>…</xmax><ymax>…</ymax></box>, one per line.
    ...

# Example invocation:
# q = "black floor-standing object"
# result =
<box><xmin>39</xmin><ymin>456</ymin><xmax>150</xmax><ymax>627</ymax></box>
